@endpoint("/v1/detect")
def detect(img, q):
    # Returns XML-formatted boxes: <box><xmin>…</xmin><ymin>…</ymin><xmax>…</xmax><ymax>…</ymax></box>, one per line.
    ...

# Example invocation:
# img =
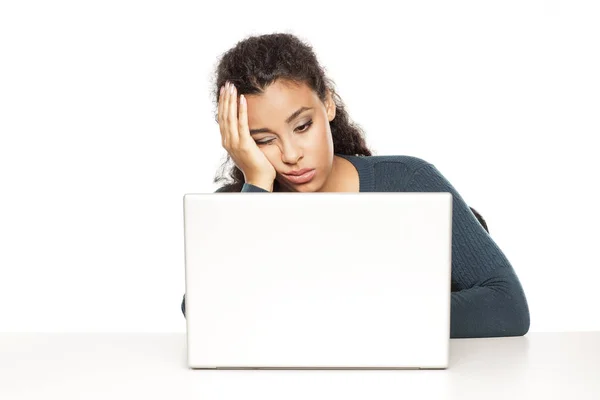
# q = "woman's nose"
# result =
<box><xmin>281</xmin><ymin>141</ymin><xmax>302</xmax><ymax>164</ymax></box>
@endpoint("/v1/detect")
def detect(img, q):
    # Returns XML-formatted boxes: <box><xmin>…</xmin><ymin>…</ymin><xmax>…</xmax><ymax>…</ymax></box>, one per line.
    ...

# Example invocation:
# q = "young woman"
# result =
<box><xmin>182</xmin><ymin>33</ymin><xmax>530</xmax><ymax>338</ymax></box>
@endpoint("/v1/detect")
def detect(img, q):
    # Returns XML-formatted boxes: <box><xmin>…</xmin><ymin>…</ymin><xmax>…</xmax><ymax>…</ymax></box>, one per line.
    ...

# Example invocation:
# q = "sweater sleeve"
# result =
<box><xmin>241</xmin><ymin>183</ymin><xmax>270</xmax><ymax>192</ymax></box>
<box><xmin>181</xmin><ymin>182</ymin><xmax>270</xmax><ymax>318</ymax></box>
<box><xmin>404</xmin><ymin>163</ymin><xmax>530</xmax><ymax>338</ymax></box>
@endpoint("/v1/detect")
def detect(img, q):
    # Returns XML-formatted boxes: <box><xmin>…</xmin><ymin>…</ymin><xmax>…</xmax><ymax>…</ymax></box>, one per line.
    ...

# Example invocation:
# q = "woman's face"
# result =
<box><xmin>243</xmin><ymin>80</ymin><xmax>337</xmax><ymax>192</ymax></box>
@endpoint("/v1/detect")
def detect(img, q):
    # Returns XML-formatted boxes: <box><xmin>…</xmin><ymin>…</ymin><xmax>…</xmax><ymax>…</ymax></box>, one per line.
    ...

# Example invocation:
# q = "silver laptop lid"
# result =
<box><xmin>184</xmin><ymin>192</ymin><xmax>452</xmax><ymax>369</ymax></box>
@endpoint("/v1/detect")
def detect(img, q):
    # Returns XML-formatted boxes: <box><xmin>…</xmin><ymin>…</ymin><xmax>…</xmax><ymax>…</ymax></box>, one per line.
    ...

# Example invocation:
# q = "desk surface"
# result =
<box><xmin>1</xmin><ymin>332</ymin><xmax>598</xmax><ymax>400</ymax></box>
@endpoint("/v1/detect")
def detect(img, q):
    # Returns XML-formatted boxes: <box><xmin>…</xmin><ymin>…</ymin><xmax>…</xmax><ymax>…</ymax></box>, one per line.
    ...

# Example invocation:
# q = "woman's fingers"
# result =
<box><xmin>219</xmin><ymin>86</ymin><xmax>226</xmax><ymax>121</ymax></box>
<box><xmin>218</xmin><ymin>84</ymin><xmax>227</xmax><ymax>147</ymax></box>
<box><xmin>227</xmin><ymin>83</ymin><xmax>240</xmax><ymax>146</ymax></box>
<box><xmin>218</xmin><ymin>81</ymin><xmax>248</xmax><ymax>151</ymax></box>
<box><xmin>238</xmin><ymin>94</ymin><xmax>250</xmax><ymax>144</ymax></box>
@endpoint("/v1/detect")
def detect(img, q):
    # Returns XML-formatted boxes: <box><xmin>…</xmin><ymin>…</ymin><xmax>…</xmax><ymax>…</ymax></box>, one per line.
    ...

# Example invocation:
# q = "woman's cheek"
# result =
<box><xmin>261</xmin><ymin>147</ymin><xmax>278</xmax><ymax>164</ymax></box>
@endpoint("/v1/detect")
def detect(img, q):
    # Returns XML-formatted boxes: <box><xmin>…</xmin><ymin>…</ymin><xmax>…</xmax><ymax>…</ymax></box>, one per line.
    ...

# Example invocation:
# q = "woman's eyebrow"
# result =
<box><xmin>250</xmin><ymin>106</ymin><xmax>313</xmax><ymax>135</ymax></box>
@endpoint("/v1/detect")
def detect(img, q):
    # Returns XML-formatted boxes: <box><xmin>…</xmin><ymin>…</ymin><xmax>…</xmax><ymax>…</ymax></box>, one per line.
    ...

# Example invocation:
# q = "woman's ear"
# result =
<box><xmin>326</xmin><ymin>89</ymin><xmax>336</xmax><ymax>122</ymax></box>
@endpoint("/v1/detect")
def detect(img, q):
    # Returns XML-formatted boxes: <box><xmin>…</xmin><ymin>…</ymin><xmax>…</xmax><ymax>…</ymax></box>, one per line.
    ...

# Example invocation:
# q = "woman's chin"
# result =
<box><xmin>276</xmin><ymin>177</ymin><xmax>318</xmax><ymax>192</ymax></box>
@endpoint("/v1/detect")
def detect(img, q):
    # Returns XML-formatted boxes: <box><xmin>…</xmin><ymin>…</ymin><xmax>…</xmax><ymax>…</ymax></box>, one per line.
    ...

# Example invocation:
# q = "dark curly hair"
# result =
<box><xmin>209</xmin><ymin>32</ymin><xmax>372</xmax><ymax>193</ymax></box>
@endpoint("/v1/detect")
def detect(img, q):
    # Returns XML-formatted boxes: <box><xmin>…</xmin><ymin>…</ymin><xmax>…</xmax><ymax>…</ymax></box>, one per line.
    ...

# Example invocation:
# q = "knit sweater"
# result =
<box><xmin>181</xmin><ymin>153</ymin><xmax>530</xmax><ymax>338</ymax></box>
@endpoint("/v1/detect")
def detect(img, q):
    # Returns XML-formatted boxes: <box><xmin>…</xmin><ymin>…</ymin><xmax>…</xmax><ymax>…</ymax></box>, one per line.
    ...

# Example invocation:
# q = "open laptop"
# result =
<box><xmin>183</xmin><ymin>191</ymin><xmax>453</xmax><ymax>369</ymax></box>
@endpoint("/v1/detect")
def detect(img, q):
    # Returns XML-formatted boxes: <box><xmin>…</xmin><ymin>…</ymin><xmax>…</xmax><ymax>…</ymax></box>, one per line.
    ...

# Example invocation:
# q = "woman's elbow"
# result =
<box><xmin>516</xmin><ymin>300</ymin><xmax>530</xmax><ymax>336</ymax></box>
<box><xmin>505</xmin><ymin>286</ymin><xmax>530</xmax><ymax>336</ymax></box>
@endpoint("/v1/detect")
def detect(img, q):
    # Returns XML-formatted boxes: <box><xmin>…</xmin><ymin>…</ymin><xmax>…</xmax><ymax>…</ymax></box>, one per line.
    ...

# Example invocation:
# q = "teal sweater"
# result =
<box><xmin>182</xmin><ymin>153</ymin><xmax>530</xmax><ymax>338</ymax></box>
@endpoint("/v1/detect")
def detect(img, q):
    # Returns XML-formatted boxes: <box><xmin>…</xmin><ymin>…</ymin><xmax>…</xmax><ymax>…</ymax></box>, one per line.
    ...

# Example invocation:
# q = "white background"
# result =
<box><xmin>0</xmin><ymin>0</ymin><xmax>598</xmax><ymax>333</ymax></box>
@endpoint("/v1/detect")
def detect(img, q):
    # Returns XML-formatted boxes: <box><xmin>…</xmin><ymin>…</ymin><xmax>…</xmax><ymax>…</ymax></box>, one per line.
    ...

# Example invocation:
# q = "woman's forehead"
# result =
<box><xmin>246</xmin><ymin>81</ymin><xmax>317</xmax><ymax>124</ymax></box>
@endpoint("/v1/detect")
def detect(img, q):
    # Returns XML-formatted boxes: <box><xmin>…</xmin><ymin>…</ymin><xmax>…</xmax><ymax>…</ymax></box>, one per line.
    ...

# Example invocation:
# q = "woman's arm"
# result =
<box><xmin>405</xmin><ymin>163</ymin><xmax>530</xmax><ymax>338</ymax></box>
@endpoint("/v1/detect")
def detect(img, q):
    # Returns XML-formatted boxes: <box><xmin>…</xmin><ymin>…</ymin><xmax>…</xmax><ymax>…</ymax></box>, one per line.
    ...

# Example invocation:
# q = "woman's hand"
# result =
<box><xmin>219</xmin><ymin>81</ymin><xmax>276</xmax><ymax>191</ymax></box>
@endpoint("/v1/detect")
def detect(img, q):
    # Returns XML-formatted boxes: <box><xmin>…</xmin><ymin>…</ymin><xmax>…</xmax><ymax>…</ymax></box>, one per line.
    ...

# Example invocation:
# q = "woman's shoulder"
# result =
<box><xmin>339</xmin><ymin>153</ymin><xmax>432</xmax><ymax>170</ymax></box>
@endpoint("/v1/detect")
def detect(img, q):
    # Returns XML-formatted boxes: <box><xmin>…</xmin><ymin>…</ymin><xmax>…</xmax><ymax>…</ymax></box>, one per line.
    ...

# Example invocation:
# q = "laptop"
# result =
<box><xmin>183</xmin><ymin>191</ymin><xmax>453</xmax><ymax>369</ymax></box>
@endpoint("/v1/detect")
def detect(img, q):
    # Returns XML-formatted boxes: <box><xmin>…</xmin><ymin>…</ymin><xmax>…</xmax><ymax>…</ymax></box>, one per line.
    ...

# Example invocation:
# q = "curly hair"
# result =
<box><xmin>209</xmin><ymin>32</ymin><xmax>373</xmax><ymax>192</ymax></box>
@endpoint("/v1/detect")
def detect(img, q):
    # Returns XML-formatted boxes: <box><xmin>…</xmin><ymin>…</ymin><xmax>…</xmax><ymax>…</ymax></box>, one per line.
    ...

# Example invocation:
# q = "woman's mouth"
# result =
<box><xmin>282</xmin><ymin>169</ymin><xmax>316</xmax><ymax>184</ymax></box>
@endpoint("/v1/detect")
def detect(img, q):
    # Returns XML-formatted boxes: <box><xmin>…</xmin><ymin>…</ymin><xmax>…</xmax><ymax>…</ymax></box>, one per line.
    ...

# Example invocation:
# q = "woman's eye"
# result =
<box><xmin>296</xmin><ymin>120</ymin><xmax>313</xmax><ymax>133</ymax></box>
<box><xmin>255</xmin><ymin>120</ymin><xmax>313</xmax><ymax>145</ymax></box>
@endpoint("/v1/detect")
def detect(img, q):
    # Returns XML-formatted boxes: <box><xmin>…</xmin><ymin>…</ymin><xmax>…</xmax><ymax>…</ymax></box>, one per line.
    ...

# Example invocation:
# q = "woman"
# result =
<box><xmin>182</xmin><ymin>32</ymin><xmax>530</xmax><ymax>338</ymax></box>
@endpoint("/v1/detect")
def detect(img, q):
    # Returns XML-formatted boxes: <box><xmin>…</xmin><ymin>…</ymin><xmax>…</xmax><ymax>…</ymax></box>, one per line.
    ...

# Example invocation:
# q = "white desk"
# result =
<box><xmin>1</xmin><ymin>332</ymin><xmax>598</xmax><ymax>399</ymax></box>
